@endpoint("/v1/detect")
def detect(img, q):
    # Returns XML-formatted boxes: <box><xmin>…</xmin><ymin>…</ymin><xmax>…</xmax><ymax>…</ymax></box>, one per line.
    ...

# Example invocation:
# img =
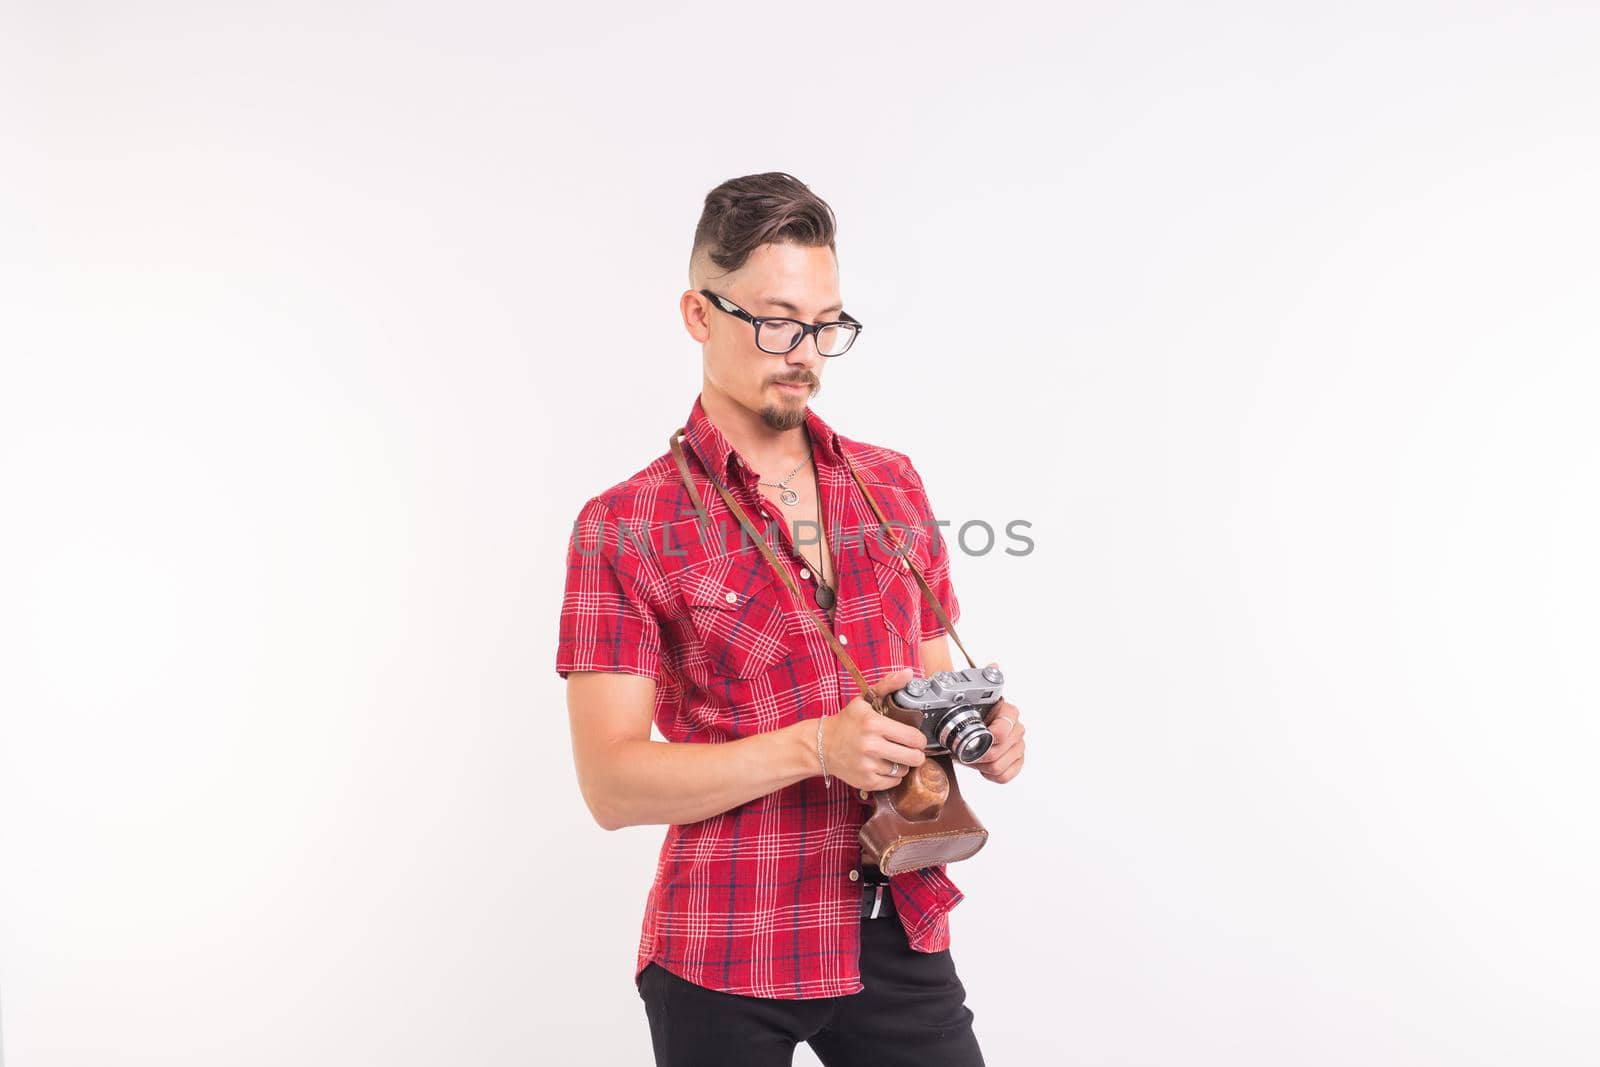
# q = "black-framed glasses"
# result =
<box><xmin>698</xmin><ymin>289</ymin><xmax>864</xmax><ymax>357</ymax></box>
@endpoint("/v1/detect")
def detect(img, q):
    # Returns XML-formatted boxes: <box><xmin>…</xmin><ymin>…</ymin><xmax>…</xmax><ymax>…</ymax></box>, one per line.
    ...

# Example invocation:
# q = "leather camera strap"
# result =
<box><xmin>670</xmin><ymin>430</ymin><xmax>877</xmax><ymax>704</ymax></box>
<box><xmin>837</xmin><ymin>454</ymin><xmax>976</xmax><ymax>672</ymax></box>
<box><xmin>668</xmin><ymin>427</ymin><xmax>975</xmax><ymax>712</ymax></box>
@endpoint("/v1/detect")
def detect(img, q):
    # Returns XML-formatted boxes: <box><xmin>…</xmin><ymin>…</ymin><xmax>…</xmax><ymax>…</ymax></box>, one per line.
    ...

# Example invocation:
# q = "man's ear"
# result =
<box><xmin>681</xmin><ymin>290</ymin><xmax>712</xmax><ymax>342</ymax></box>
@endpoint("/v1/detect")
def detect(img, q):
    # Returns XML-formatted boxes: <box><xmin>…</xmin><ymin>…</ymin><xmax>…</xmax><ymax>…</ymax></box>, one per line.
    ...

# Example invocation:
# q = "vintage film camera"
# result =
<box><xmin>890</xmin><ymin>665</ymin><xmax>1006</xmax><ymax>765</ymax></box>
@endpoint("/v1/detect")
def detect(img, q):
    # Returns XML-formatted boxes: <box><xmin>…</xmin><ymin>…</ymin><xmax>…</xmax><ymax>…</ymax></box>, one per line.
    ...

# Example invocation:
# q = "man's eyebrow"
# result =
<box><xmin>759</xmin><ymin>296</ymin><xmax>845</xmax><ymax>317</ymax></box>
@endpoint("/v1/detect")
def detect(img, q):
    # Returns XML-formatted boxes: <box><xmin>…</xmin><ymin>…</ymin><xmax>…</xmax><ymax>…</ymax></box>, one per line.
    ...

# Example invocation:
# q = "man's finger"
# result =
<box><xmin>973</xmin><ymin>709</ymin><xmax>1023</xmax><ymax>763</ymax></box>
<box><xmin>971</xmin><ymin>731</ymin><xmax>1018</xmax><ymax>765</ymax></box>
<box><xmin>872</xmin><ymin>738</ymin><xmax>928</xmax><ymax>767</ymax></box>
<box><xmin>986</xmin><ymin>699</ymin><xmax>1020</xmax><ymax>729</ymax></box>
<box><xmin>971</xmin><ymin>739</ymin><xmax>1009</xmax><ymax>765</ymax></box>
<box><xmin>873</xmin><ymin>716</ymin><xmax>930</xmax><ymax>751</ymax></box>
<box><xmin>982</xmin><ymin>762</ymin><xmax>1023</xmax><ymax>784</ymax></box>
<box><xmin>981</xmin><ymin>749</ymin><xmax>1023</xmax><ymax>777</ymax></box>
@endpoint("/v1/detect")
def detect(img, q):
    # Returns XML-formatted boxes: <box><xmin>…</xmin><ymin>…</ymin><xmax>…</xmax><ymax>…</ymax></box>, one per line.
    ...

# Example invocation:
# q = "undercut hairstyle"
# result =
<box><xmin>689</xmin><ymin>172</ymin><xmax>838</xmax><ymax>284</ymax></box>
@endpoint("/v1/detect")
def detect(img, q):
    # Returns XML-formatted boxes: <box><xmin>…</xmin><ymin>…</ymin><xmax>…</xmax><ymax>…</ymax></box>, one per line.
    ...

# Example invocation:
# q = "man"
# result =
<box><xmin>556</xmin><ymin>172</ymin><xmax>1026</xmax><ymax>1067</ymax></box>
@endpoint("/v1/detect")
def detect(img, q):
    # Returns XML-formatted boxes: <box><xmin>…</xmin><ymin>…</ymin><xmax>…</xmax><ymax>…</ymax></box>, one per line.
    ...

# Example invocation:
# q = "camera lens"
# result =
<box><xmin>937</xmin><ymin>706</ymin><xmax>994</xmax><ymax>764</ymax></box>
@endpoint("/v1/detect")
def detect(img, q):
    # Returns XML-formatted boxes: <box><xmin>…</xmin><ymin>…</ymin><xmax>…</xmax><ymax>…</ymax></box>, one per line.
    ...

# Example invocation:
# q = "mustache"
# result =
<box><xmin>771</xmin><ymin>373</ymin><xmax>819</xmax><ymax>388</ymax></box>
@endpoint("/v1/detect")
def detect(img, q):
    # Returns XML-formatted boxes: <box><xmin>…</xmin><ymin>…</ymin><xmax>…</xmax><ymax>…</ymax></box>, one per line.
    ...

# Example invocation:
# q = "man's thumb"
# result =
<box><xmin>868</xmin><ymin>668</ymin><xmax>916</xmax><ymax>700</ymax></box>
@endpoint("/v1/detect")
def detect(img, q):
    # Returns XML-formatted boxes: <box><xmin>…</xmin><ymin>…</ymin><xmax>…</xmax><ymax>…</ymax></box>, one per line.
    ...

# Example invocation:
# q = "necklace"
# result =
<box><xmin>758</xmin><ymin>449</ymin><xmax>811</xmax><ymax>507</ymax></box>
<box><xmin>812</xmin><ymin>475</ymin><xmax>835</xmax><ymax>611</ymax></box>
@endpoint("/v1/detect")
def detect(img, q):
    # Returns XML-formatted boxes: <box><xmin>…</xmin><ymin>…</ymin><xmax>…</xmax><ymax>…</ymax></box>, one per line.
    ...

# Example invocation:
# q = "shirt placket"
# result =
<box><xmin>734</xmin><ymin>454</ymin><xmax>863</xmax><ymax>800</ymax></box>
<box><xmin>733</xmin><ymin>458</ymin><xmax>853</xmax><ymax>667</ymax></box>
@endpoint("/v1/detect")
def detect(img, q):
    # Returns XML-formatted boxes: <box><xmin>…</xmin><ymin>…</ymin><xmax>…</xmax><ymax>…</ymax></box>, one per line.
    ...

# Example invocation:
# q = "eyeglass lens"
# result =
<box><xmin>757</xmin><ymin>320</ymin><xmax>857</xmax><ymax>356</ymax></box>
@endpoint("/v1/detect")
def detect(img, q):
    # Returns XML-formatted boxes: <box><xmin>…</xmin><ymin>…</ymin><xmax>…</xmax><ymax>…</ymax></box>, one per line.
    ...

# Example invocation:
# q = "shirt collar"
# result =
<box><xmin>681</xmin><ymin>393</ymin><xmax>844</xmax><ymax>489</ymax></box>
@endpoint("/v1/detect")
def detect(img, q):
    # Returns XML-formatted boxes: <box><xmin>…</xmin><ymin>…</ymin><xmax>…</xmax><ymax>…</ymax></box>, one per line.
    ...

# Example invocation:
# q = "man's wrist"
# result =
<box><xmin>786</xmin><ymin>718</ymin><xmax>822</xmax><ymax>782</ymax></box>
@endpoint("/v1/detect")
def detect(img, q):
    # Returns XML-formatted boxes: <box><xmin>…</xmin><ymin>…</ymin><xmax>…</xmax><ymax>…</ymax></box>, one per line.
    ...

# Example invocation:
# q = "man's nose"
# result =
<box><xmin>784</xmin><ymin>338</ymin><xmax>824</xmax><ymax>369</ymax></box>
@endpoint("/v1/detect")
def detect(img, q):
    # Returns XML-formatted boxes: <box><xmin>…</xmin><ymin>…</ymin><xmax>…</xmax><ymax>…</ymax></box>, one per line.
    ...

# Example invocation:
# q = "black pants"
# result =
<box><xmin>636</xmin><ymin>913</ymin><xmax>986</xmax><ymax>1066</ymax></box>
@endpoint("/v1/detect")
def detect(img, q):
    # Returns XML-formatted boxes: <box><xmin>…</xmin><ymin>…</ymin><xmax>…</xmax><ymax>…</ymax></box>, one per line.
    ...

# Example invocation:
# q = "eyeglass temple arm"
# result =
<box><xmin>701</xmin><ymin>288</ymin><xmax>862</xmax><ymax>331</ymax></box>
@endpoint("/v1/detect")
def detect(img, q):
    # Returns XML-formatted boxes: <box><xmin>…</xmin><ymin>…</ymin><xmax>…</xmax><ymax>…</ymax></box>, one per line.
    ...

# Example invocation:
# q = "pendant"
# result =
<box><xmin>779</xmin><ymin>488</ymin><xmax>800</xmax><ymax>506</ymax></box>
<box><xmin>814</xmin><ymin>584</ymin><xmax>836</xmax><ymax>610</ymax></box>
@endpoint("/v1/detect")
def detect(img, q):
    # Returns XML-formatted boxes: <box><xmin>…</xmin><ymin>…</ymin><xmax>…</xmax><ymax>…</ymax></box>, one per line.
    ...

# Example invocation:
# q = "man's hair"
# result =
<box><xmin>689</xmin><ymin>172</ymin><xmax>838</xmax><ymax>284</ymax></box>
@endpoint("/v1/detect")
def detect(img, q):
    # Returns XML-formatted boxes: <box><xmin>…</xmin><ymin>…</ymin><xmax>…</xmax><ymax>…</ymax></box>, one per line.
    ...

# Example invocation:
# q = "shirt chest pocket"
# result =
<box><xmin>861</xmin><ymin>522</ymin><xmax>927</xmax><ymax>649</ymax></box>
<box><xmin>674</xmin><ymin>550</ymin><xmax>795</xmax><ymax>679</ymax></box>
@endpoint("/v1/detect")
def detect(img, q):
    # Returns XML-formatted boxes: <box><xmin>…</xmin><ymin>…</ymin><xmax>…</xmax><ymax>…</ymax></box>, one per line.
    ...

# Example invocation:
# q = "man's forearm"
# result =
<box><xmin>592</xmin><ymin>720</ymin><xmax>821</xmax><ymax>829</ymax></box>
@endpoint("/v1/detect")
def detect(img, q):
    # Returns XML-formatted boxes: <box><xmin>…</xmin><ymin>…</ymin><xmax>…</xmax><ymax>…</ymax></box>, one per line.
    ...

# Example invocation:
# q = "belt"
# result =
<box><xmin>859</xmin><ymin>864</ymin><xmax>896</xmax><ymax>919</ymax></box>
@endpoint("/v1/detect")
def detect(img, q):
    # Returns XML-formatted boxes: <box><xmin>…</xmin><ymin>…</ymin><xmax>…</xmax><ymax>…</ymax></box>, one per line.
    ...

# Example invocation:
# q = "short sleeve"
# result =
<box><xmin>555</xmin><ymin>497</ymin><xmax>665</xmax><ymax>681</ymax></box>
<box><xmin>904</xmin><ymin>462</ymin><xmax>961</xmax><ymax>639</ymax></box>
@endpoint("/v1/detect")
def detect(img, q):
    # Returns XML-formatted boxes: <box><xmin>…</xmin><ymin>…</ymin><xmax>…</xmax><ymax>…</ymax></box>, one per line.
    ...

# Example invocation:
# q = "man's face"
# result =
<box><xmin>698</xmin><ymin>242</ymin><xmax>843</xmax><ymax>431</ymax></box>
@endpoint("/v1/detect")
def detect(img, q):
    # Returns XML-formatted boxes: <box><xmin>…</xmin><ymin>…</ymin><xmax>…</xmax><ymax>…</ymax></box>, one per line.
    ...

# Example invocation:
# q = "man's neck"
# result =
<box><xmin>700</xmin><ymin>384</ymin><xmax>811</xmax><ymax>476</ymax></box>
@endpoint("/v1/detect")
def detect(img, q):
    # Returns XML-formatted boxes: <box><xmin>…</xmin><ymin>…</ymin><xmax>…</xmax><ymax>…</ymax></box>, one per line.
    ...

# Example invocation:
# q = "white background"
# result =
<box><xmin>3</xmin><ymin>2</ymin><xmax>1598</xmax><ymax>1064</ymax></box>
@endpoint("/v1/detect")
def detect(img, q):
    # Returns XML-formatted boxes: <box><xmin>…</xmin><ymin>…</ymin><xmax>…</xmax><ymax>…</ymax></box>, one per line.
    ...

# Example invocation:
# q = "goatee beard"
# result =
<box><xmin>759</xmin><ymin>377</ymin><xmax>818</xmax><ymax>431</ymax></box>
<box><xmin>759</xmin><ymin>403</ymin><xmax>809</xmax><ymax>431</ymax></box>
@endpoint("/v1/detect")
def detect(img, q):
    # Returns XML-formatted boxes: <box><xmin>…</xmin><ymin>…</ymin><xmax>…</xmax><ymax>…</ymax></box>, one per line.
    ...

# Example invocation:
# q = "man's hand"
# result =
<box><xmin>819</xmin><ymin>668</ymin><xmax>929</xmax><ymax>792</ymax></box>
<box><xmin>971</xmin><ymin>662</ymin><xmax>1025</xmax><ymax>784</ymax></box>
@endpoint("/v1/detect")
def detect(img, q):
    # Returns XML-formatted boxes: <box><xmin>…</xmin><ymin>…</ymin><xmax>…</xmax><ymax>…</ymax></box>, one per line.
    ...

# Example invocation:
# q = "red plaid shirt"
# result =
<box><xmin>556</xmin><ymin>394</ymin><xmax>967</xmax><ymax>999</ymax></box>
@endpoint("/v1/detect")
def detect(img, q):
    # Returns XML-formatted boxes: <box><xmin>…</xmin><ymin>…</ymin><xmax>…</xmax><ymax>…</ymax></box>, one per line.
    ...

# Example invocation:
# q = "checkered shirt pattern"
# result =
<box><xmin>556</xmin><ymin>393</ymin><xmax>966</xmax><ymax>999</ymax></box>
